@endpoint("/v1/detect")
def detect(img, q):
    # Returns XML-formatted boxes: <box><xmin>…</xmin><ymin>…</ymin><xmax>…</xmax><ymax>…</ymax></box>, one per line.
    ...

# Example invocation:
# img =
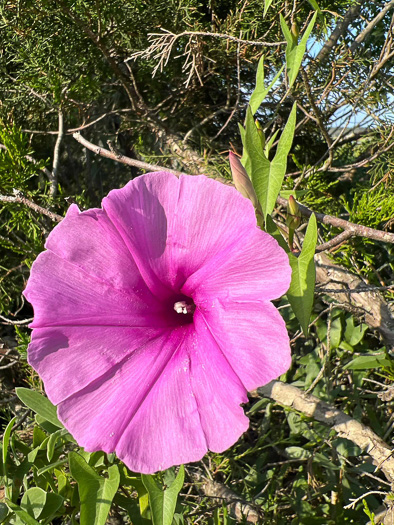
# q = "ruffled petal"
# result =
<box><xmin>57</xmin><ymin>326</ymin><xmax>207</xmax><ymax>473</ymax></box>
<box><xmin>28</xmin><ymin>325</ymin><xmax>163</xmax><ymax>405</ymax></box>
<box><xmin>197</xmin><ymin>300</ymin><xmax>291</xmax><ymax>392</ymax></box>
<box><xmin>189</xmin><ymin>310</ymin><xmax>249</xmax><ymax>452</ymax></box>
<box><xmin>183</xmin><ymin>227</ymin><xmax>291</xmax><ymax>303</ymax></box>
<box><xmin>102</xmin><ymin>173</ymin><xmax>263</xmax><ymax>297</ymax></box>
<box><xmin>56</xmin><ymin>320</ymin><xmax>250</xmax><ymax>473</ymax></box>
<box><xmin>45</xmin><ymin>204</ymin><xmax>154</xmax><ymax>297</ymax></box>
<box><xmin>24</xmin><ymin>251</ymin><xmax>171</xmax><ymax>329</ymax></box>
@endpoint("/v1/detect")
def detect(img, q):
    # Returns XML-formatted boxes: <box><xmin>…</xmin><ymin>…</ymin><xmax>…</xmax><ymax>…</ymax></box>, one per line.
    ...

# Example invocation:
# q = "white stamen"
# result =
<box><xmin>174</xmin><ymin>300</ymin><xmax>194</xmax><ymax>314</ymax></box>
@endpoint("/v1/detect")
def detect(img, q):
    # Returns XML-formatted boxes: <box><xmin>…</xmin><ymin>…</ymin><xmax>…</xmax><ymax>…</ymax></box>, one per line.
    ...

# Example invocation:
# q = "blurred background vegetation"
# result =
<box><xmin>0</xmin><ymin>0</ymin><xmax>394</xmax><ymax>523</ymax></box>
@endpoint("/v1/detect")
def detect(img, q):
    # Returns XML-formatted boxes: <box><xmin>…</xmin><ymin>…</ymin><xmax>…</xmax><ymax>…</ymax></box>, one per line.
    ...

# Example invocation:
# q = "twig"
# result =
<box><xmin>276</xmin><ymin>195</ymin><xmax>394</xmax><ymax>244</ymax></box>
<box><xmin>49</xmin><ymin>108</ymin><xmax>64</xmax><ymax>197</ymax></box>
<box><xmin>313</xmin><ymin>4</ymin><xmax>361</xmax><ymax>65</ymax></box>
<box><xmin>0</xmin><ymin>314</ymin><xmax>33</xmax><ymax>325</ymax></box>
<box><xmin>126</xmin><ymin>30</ymin><xmax>284</xmax><ymax>66</ymax></box>
<box><xmin>317</xmin><ymin>284</ymin><xmax>394</xmax><ymax>294</ymax></box>
<box><xmin>72</xmin><ymin>132</ymin><xmax>183</xmax><ymax>176</ymax></box>
<box><xmin>350</xmin><ymin>0</ymin><xmax>394</xmax><ymax>53</ymax></box>
<box><xmin>316</xmin><ymin>231</ymin><xmax>354</xmax><ymax>252</ymax></box>
<box><xmin>344</xmin><ymin>491</ymin><xmax>388</xmax><ymax>510</ymax></box>
<box><xmin>190</xmin><ymin>469</ymin><xmax>261</xmax><ymax>524</ymax></box>
<box><xmin>0</xmin><ymin>194</ymin><xmax>62</xmax><ymax>222</ymax></box>
<box><xmin>258</xmin><ymin>380</ymin><xmax>394</xmax><ymax>486</ymax></box>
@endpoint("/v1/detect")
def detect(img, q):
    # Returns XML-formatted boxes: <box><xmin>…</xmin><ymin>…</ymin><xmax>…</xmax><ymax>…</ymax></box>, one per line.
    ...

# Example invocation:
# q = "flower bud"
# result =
<box><xmin>255</xmin><ymin>120</ymin><xmax>265</xmax><ymax>150</ymax></box>
<box><xmin>229</xmin><ymin>152</ymin><xmax>260</xmax><ymax>210</ymax></box>
<box><xmin>286</xmin><ymin>195</ymin><xmax>301</xmax><ymax>229</ymax></box>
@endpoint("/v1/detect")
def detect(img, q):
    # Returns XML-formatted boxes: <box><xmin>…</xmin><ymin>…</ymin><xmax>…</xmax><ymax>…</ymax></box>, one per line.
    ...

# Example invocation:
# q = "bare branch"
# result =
<box><xmin>126</xmin><ymin>29</ymin><xmax>284</xmax><ymax>65</ymax></box>
<box><xmin>259</xmin><ymin>380</ymin><xmax>394</xmax><ymax>486</ymax></box>
<box><xmin>315</xmin><ymin>252</ymin><xmax>394</xmax><ymax>351</ymax></box>
<box><xmin>276</xmin><ymin>195</ymin><xmax>394</xmax><ymax>244</ymax></box>
<box><xmin>0</xmin><ymin>193</ymin><xmax>62</xmax><ymax>222</ymax></box>
<box><xmin>314</xmin><ymin>3</ymin><xmax>361</xmax><ymax>65</ymax></box>
<box><xmin>315</xmin><ymin>230</ymin><xmax>353</xmax><ymax>252</ymax></box>
<box><xmin>49</xmin><ymin>109</ymin><xmax>64</xmax><ymax>197</ymax></box>
<box><xmin>350</xmin><ymin>0</ymin><xmax>394</xmax><ymax>53</ymax></box>
<box><xmin>72</xmin><ymin>132</ymin><xmax>184</xmax><ymax>176</ymax></box>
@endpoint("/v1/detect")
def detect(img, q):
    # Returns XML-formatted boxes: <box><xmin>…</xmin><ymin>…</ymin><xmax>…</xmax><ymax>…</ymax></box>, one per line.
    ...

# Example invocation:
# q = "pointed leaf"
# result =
<box><xmin>307</xmin><ymin>0</ymin><xmax>321</xmax><ymax>13</ymax></box>
<box><xmin>69</xmin><ymin>451</ymin><xmax>120</xmax><ymax>525</ymax></box>
<box><xmin>6</xmin><ymin>500</ymin><xmax>40</xmax><ymax>525</ymax></box>
<box><xmin>249</xmin><ymin>56</ymin><xmax>284</xmax><ymax>115</ymax></box>
<box><xmin>264</xmin><ymin>0</ymin><xmax>275</xmax><ymax>16</ymax></box>
<box><xmin>287</xmin><ymin>213</ymin><xmax>317</xmax><ymax>335</ymax></box>
<box><xmin>16</xmin><ymin>388</ymin><xmax>62</xmax><ymax>428</ymax></box>
<box><xmin>243</xmin><ymin>103</ymin><xmax>296</xmax><ymax>219</ymax></box>
<box><xmin>281</xmin><ymin>13</ymin><xmax>317</xmax><ymax>87</ymax></box>
<box><xmin>142</xmin><ymin>465</ymin><xmax>184</xmax><ymax>525</ymax></box>
<box><xmin>20</xmin><ymin>487</ymin><xmax>47</xmax><ymax>519</ymax></box>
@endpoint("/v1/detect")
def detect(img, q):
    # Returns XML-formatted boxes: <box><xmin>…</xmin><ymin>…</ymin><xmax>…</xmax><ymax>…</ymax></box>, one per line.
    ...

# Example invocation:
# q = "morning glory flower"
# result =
<box><xmin>24</xmin><ymin>172</ymin><xmax>291</xmax><ymax>473</ymax></box>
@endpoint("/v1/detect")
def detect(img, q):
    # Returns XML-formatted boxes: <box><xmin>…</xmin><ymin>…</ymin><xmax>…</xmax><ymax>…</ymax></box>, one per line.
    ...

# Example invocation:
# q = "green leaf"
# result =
<box><xmin>307</xmin><ymin>0</ymin><xmax>321</xmax><ymax>13</ymax></box>
<box><xmin>0</xmin><ymin>502</ymin><xmax>8</xmax><ymax>521</ymax></box>
<box><xmin>2</xmin><ymin>416</ymin><xmax>17</xmax><ymax>500</ymax></box>
<box><xmin>281</xmin><ymin>13</ymin><xmax>317</xmax><ymax>87</ymax></box>
<box><xmin>263</xmin><ymin>0</ymin><xmax>275</xmax><ymax>16</ymax></box>
<box><xmin>287</xmin><ymin>213</ymin><xmax>317</xmax><ymax>335</ymax></box>
<box><xmin>47</xmin><ymin>429</ymin><xmax>67</xmax><ymax>462</ymax></box>
<box><xmin>69</xmin><ymin>451</ymin><xmax>120</xmax><ymax>525</ymax></box>
<box><xmin>243</xmin><ymin>103</ymin><xmax>296</xmax><ymax>219</ymax></box>
<box><xmin>2</xmin><ymin>416</ymin><xmax>16</xmax><ymax>465</ymax></box>
<box><xmin>20</xmin><ymin>488</ymin><xmax>46</xmax><ymax>519</ymax></box>
<box><xmin>249</xmin><ymin>56</ymin><xmax>284</xmax><ymax>115</ymax></box>
<box><xmin>6</xmin><ymin>500</ymin><xmax>40</xmax><ymax>525</ymax></box>
<box><xmin>344</xmin><ymin>354</ymin><xmax>392</xmax><ymax>370</ymax></box>
<box><xmin>265</xmin><ymin>215</ymin><xmax>289</xmax><ymax>252</ymax></box>
<box><xmin>344</xmin><ymin>317</ymin><xmax>368</xmax><ymax>347</ymax></box>
<box><xmin>142</xmin><ymin>465</ymin><xmax>184</xmax><ymax>525</ymax></box>
<box><xmin>16</xmin><ymin>388</ymin><xmax>63</xmax><ymax>428</ymax></box>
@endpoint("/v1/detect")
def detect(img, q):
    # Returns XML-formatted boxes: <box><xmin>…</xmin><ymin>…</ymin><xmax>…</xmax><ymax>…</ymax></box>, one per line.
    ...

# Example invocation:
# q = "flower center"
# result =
<box><xmin>173</xmin><ymin>300</ymin><xmax>196</xmax><ymax>315</ymax></box>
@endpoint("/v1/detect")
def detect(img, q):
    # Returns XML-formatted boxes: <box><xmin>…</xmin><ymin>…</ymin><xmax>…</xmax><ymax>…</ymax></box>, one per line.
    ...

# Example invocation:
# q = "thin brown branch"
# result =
<box><xmin>350</xmin><ymin>0</ymin><xmax>394</xmax><ymax>53</ymax></box>
<box><xmin>49</xmin><ymin>109</ymin><xmax>64</xmax><ymax>197</ymax></box>
<box><xmin>0</xmin><ymin>194</ymin><xmax>62</xmax><ymax>222</ymax></box>
<box><xmin>315</xmin><ymin>230</ymin><xmax>353</xmax><ymax>252</ymax></box>
<box><xmin>259</xmin><ymin>380</ymin><xmax>394</xmax><ymax>486</ymax></box>
<box><xmin>276</xmin><ymin>195</ymin><xmax>394</xmax><ymax>244</ymax></box>
<box><xmin>190</xmin><ymin>469</ymin><xmax>261</xmax><ymax>523</ymax></box>
<box><xmin>57</xmin><ymin>1</ymin><xmax>138</xmax><ymax>110</ymax></box>
<box><xmin>314</xmin><ymin>3</ymin><xmax>361</xmax><ymax>65</ymax></box>
<box><xmin>72</xmin><ymin>132</ymin><xmax>183</xmax><ymax>176</ymax></box>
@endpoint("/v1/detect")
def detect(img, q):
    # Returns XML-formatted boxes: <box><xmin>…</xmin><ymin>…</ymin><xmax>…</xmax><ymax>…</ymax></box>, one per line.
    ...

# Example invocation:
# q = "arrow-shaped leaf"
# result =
<box><xmin>280</xmin><ymin>13</ymin><xmax>317</xmax><ymax>87</ymax></box>
<box><xmin>142</xmin><ymin>465</ymin><xmax>184</xmax><ymax>525</ymax></box>
<box><xmin>287</xmin><ymin>213</ymin><xmax>317</xmax><ymax>335</ymax></box>
<box><xmin>243</xmin><ymin>103</ymin><xmax>297</xmax><ymax>220</ymax></box>
<box><xmin>16</xmin><ymin>388</ymin><xmax>63</xmax><ymax>428</ymax></box>
<box><xmin>249</xmin><ymin>56</ymin><xmax>284</xmax><ymax>115</ymax></box>
<box><xmin>69</xmin><ymin>451</ymin><xmax>120</xmax><ymax>525</ymax></box>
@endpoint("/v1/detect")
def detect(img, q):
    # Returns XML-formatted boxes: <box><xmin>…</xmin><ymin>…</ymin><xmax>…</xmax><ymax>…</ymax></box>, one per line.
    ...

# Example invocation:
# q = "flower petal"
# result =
<box><xmin>28</xmin><ymin>326</ymin><xmax>163</xmax><ymax>405</ymax></box>
<box><xmin>198</xmin><ymin>300</ymin><xmax>291</xmax><ymax>391</ymax></box>
<box><xmin>24</xmin><ymin>251</ymin><xmax>171</xmax><ymax>329</ymax></box>
<box><xmin>56</xmin><ymin>319</ymin><xmax>250</xmax><ymax>473</ymax></box>
<box><xmin>45</xmin><ymin>204</ymin><xmax>153</xmax><ymax>295</ymax></box>
<box><xmin>57</xmin><ymin>326</ymin><xmax>208</xmax><ymax>473</ymax></box>
<box><xmin>183</xmin><ymin>228</ymin><xmax>291</xmax><ymax>302</ymax></box>
<box><xmin>102</xmin><ymin>173</ymin><xmax>263</xmax><ymax>296</ymax></box>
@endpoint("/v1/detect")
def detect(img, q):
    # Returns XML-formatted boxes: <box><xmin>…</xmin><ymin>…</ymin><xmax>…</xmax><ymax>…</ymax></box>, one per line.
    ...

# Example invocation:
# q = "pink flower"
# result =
<box><xmin>24</xmin><ymin>172</ymin><xmax>291</xmax><ymax>474</ymax></box>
